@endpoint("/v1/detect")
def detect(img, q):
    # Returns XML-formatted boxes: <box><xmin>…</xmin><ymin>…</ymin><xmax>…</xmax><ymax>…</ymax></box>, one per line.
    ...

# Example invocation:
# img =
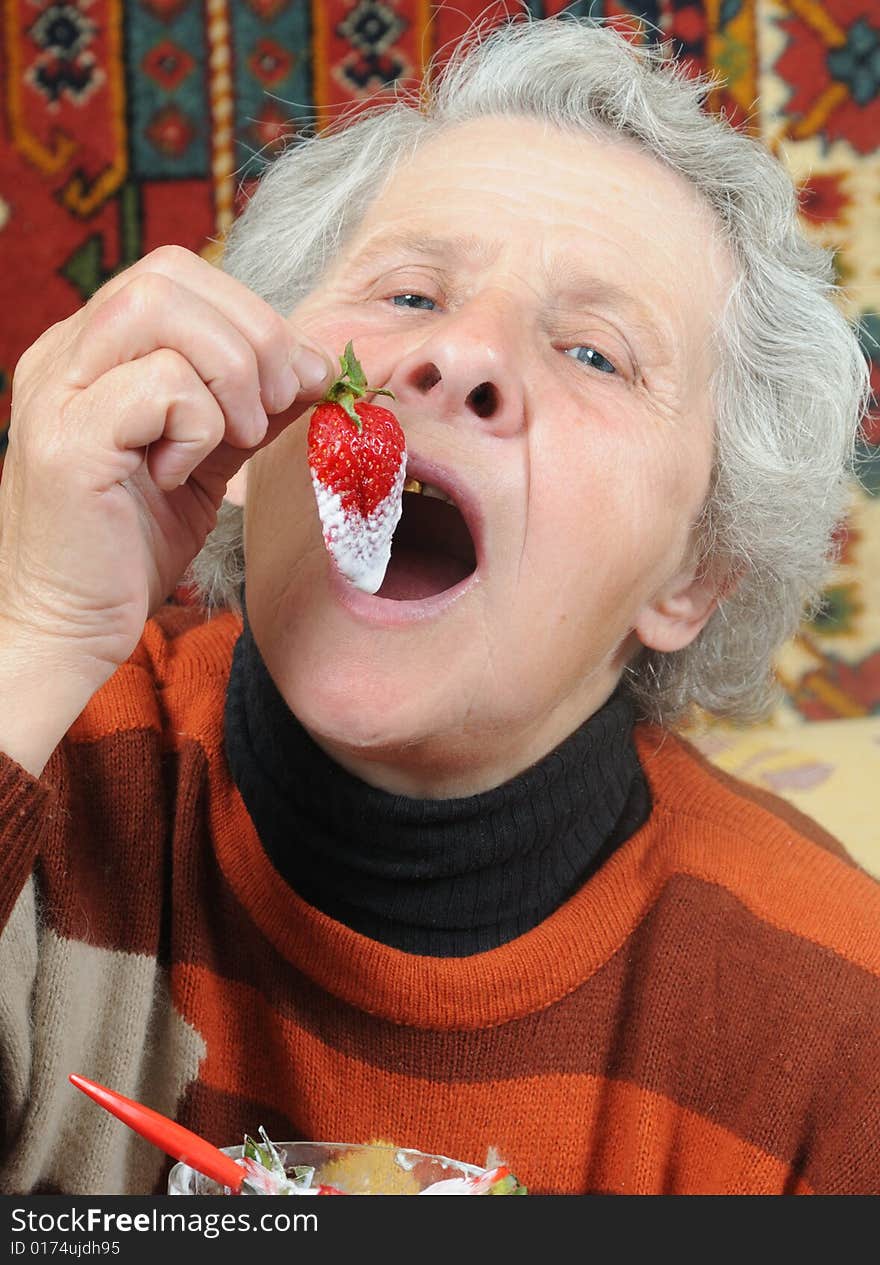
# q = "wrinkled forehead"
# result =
<box><xmin>324</xmin><ymin>116</ymin><xmax>733</xmax><ymax>402</ymax></box>
<box><xmin>336</xmin><ymin>114</ymin><xmax>734</xmax><ymax>341</ymax></box>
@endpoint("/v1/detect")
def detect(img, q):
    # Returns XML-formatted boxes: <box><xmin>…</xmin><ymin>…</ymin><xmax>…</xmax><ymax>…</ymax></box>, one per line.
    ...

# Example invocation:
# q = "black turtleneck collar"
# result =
<box><xmin>223</xmin><ymin>602</ymin><xmax>650</xmax><ymax>957</ymax></box>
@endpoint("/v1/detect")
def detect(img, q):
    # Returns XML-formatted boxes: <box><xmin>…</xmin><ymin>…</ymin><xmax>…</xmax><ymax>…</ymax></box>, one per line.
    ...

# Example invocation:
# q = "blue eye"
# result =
<box><xmin>564</xmin><ymin>346</ymin><xmax>617</xmax><ymax>375</ymax></box>
<box><xmin>391</xmin><ymin>293</ymin><xmax>437</xmax><ymax>310</ymax></box>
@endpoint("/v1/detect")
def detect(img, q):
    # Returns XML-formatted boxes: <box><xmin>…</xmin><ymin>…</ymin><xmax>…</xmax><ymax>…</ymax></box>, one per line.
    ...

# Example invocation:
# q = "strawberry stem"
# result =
<box><xmin>322</xmin><ymin>340</ymin><xmax>395</xmax><ymax>432</ymax></box>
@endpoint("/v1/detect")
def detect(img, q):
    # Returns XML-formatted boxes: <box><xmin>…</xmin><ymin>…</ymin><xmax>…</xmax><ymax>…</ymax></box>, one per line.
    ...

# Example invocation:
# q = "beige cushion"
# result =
<box><xmin>684</xmin><ymin>714</ymin><xmax>880</xmax><ymax>879</ymax></box>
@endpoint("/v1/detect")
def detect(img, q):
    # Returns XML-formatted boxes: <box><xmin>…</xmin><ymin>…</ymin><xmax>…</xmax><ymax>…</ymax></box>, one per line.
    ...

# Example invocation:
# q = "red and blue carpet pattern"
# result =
<box><xmin>1</xmin><ymin>1</ymin><xmax>878</xmax><ymax>719</ymax></box>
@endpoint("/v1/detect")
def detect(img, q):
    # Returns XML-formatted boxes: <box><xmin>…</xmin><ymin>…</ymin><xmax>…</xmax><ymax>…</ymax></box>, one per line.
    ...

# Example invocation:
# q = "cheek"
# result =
<box><xmin>525</xmin><ymin>432</ymin><xmax>697</xmax><ymax>604</ymax></box>
<box><xmin>285</xmin><ymin>293</ymin><xmax>350</xmax><ymax>354</ymax></box>
<box><xmin>286</xmin><ymin>304</ymin><xmax>380</xmax><ymax>366</ymax></box>
<box><xmin>247</xmin><ymin>424</ymin><xmax>316</xmax><ymax>557</ymax></box>
<box><xmin>533</xmin><ymin>438</ymin><xmax>641</xmax><ymax>550</ymax></box>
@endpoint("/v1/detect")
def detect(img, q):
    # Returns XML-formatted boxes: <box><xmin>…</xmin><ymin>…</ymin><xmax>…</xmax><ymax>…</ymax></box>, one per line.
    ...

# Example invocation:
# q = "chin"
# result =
<box><xmin>281</xmin><ymin>651</ymin><xmax>457</xmax><ymax>755</ymax></box>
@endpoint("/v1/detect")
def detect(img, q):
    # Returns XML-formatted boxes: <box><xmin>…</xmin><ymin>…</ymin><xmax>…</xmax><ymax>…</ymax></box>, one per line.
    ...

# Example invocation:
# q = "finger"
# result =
<box><xmin>86</xmin><ymin>245</ymin><xmax>334</xmax><ymax>413</ymax></box>
<box><xmin>177</xmin><ymin>394</ymin><xmax>317</xmax><ymax>495</ymax></box>
<box><xmin>67</xmin><ymin>272</ymin><xmax>272</xmax><ymax>450</ymax></box>
<box><xmin>64</xmin><ymin>347</ymin><xmax>226</xmax><ymax>493</ymax></box>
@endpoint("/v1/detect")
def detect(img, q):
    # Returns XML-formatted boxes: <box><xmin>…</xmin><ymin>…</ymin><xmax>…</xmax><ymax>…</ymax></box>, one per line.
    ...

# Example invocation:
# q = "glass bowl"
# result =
<box><xmin>168</xmin><ymin>1140</ymin><xmax>491</xmax><ymax>1195</ymax></box>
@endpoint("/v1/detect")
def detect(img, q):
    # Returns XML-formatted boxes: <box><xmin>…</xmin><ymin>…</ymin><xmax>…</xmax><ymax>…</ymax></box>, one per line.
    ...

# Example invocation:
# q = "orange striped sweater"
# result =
<box><xmin>1</xmin><ymin>604</ymin><xmax>878</xmax><ymax>1195</ymax></box>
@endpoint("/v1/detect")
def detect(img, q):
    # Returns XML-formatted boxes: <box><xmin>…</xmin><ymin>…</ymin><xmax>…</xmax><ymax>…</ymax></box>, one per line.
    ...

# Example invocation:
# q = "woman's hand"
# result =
<box><xmin>0</xmin><ymin>244</ymin><xmax>332</xmax><ymax>692</ymax></box>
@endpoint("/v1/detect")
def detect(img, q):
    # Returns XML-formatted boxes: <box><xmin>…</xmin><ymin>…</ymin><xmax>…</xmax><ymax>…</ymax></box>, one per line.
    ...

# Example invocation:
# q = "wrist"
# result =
<box><xmin>0</xmin><ymin>617</ymin><xmax>111</xmax><ymax>777</ymax></box>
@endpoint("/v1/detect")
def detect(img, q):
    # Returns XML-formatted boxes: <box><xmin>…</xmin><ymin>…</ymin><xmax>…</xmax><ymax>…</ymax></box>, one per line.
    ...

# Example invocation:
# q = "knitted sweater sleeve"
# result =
<box><xmin>0</xmin><ymin>754</ymin><xmax>60</xmax><ymax>933</ymax></box>
<box><xmin>0</xmin><ymin>750</ymin><xmax>67</xmax><ymax>1186</ymax></box>
<box><xmin>0</xmin><ymin>605</ymin><xmax>215</xmax><ymax>1194</ymax></box>
<box><xmin>0</xmin><ymin>622</ymin><xmax>168</xmax><ymax>940</ymax></box>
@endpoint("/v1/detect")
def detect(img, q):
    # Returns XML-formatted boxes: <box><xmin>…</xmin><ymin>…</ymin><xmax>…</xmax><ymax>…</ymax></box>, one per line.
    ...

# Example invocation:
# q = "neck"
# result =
<box><xmin>304</xmin><ymin>690</ymin><xmax>617</xmax><ymax>799</ymax></box>
<box><xmin>223</xmin><ymin>614</ymin><xmax>651</xmax><ymax>956</ymax></box>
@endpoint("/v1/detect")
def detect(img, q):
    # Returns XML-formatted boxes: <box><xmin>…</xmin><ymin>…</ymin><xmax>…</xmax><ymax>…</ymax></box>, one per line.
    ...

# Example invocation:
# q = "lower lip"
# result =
<box><xmin>327</xmin><ymin>557</ymin><xmax>480</xmax><ymax>627</ymax></box>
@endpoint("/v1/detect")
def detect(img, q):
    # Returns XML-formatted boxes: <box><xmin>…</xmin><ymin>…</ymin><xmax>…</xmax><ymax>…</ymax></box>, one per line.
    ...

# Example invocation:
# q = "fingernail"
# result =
<box><xmin>292</xmin><ymin>347</ymin><xmax>330</xmax><ymax>391</ymax></box>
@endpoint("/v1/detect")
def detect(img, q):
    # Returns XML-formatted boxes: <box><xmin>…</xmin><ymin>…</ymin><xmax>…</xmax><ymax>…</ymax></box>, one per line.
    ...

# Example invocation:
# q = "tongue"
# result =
<box><xmin>375</xmin><ymin>545</ymin><xmax>470</xmax><ymax>600</ymax></box>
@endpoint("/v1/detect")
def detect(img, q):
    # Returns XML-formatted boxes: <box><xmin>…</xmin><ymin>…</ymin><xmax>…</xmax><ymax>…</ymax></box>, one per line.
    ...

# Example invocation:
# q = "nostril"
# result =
<box><xmin>413</xmin><ymin>363</ymin><xmax>442</xmax><ymax>392</ymax></box>
<box><xmin>467</xmin><ymin>381</ymin><xmax>498</xmax><ymax>419</ymax></box>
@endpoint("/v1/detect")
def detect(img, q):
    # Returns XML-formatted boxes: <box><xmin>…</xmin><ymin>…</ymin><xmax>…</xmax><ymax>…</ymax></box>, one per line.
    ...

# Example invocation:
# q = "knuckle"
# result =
<box><xmin>83</xmin><ymin>276</ymin><xmax>143</xmax><ymax>334</ymax></box>
<box><xmin>210</xmin><ymin>343</ymin><xmax>255</xmax><ymax>394</ymax></box>
<box><xmin>179</xmin><ymin>371</ymin><xmax>221</xmax><ymax>418</ymax></box>
<box><xmin>149</xmin><ymin>345</ymin><xmax>189</xmax><ymax>383</ymax></box>
<box><xmin>149</xmin><ymin>352</ymin><xmax>223</xmax><ymax>432</ymax></box>
<box><xmin>146</xmin><ymin>242</ymin><xmax>193</xmax><ymax>271</ymax></box>
<box><xmin>124</xmin><ymin>269</ymin><xmax>176</xmax><ymax>312</ymax></box>
<box><xmin>249</xmin><ymin>307</ymin><xmax>289</xmax><ymax>361</ymax></box>
<box><xmin>95</xmin><ymin>271</ymin><xmax>175</xmax><ymax>327</ymax></box>
<box><xmin>145</xmin><ymin>348</ymin><xmax>204</xmax><ymax>411</ymax></box>
<box><xmin>13</xmin><ymin>320</ymin><xmax>65</xmax><ymax>382</ymax></box>
<box><xmin>12</xmin><ymin>341</ymin><xmax>38</xmax><ymax>383</ymax></box>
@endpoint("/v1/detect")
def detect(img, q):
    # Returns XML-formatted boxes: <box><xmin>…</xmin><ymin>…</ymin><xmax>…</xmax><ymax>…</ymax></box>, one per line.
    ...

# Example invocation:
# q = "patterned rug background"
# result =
<box><xmin>1</xmin><ymin>0</ymin><xmax>878</xmax><ymax>736</ymax></box>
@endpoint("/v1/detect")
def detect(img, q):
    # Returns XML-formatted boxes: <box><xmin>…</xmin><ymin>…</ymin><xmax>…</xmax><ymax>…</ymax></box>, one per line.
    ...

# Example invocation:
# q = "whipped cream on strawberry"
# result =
<box><xmin>310</xmin><ymin>457</ymin><xmax>406</xmax><ymax>595</ymax></box>
<box><xmin>307</xmin><ymin>341</ymin><xmax>406</xmax><ymax>595</ymax></box>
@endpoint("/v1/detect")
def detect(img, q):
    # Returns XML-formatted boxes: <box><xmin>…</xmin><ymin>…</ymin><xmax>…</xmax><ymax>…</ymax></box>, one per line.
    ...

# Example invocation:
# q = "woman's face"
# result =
<box><xmin>245</xmin><ymin>115</ymin><xmax>732</xmax><ymax>797</ymax></box>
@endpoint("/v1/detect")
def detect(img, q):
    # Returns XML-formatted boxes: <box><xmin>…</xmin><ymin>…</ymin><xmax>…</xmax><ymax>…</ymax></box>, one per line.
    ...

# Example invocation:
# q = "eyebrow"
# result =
<box><xmin>543</xmin><ymin>262</ymin><xmax>672</xmax><ymax>360</ymax></box>
<box><xmin>349</xmin><ymin>229</ymin><xmax>500</xmax><ymax>273</ymax></box>
<box><xmin>347</xmin><ymin>229</ymin><xmax>672</xmax><ymax>361</ymax></box>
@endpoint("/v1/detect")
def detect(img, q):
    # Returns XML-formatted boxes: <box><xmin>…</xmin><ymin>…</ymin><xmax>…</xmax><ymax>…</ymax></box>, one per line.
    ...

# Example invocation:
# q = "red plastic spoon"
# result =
<box><xmin>69</xmin><ymin>1072</ymin><xmax>246</xmax><ymax>1193</ymax></box>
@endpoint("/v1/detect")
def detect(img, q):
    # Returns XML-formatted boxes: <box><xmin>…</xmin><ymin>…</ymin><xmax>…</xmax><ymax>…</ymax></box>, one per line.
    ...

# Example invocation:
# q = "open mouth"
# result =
<box><xmin>375</xmin><ymin>478</ymin><xmax>478</xmax><ymax>601</ymax></box>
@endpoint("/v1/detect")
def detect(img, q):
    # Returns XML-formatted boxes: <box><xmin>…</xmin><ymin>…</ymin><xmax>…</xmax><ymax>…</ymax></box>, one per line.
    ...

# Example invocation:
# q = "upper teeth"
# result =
<box><xmin>404</xmin><ymin>478</ymin><xmax>453</xmax><ymax>505</ymax></box>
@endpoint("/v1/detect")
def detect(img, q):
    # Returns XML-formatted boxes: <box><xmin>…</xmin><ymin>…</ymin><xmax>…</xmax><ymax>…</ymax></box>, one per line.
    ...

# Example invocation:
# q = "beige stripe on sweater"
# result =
<box><xmin>0</xmin><ymin>877</ymin><xmax>206</xmax><ymax>1194</ymax></box>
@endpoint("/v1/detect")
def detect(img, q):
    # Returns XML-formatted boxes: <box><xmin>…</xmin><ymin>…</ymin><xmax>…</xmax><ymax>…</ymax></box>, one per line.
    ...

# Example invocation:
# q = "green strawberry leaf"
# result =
<box><xmin>322</xmin><ymin>340</ymin><xmax>395</xmax><ymax>420</ymax></box>
<box><xmin>337</xmin><ymin>391</ymin><xmax>363</xmax><ymax>431</ymax></box>
<box><xmin>341</xmin><ymin>340</ymin><xmax>367</xmax><ymax>393</ymax></box>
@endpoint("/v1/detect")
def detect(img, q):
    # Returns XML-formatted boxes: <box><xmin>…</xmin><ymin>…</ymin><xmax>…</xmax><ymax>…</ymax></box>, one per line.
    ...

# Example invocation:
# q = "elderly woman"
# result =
<box><xmin>0</xmin><ymin>17</ymin><xmax>877</xmax><ymax>1196</ymax></box>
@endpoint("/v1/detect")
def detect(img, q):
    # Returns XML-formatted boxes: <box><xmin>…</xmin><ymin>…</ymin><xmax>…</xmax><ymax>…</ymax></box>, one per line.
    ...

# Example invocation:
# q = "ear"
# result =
<box><xmin>633</xmin><ymin>558</ymin><xmax>732</xmax><ymax>655</ymax></box>
<box><xmin>224</xmin><ymin>461</ymin><xmax>249</xmax><ymax>507</ymax></box>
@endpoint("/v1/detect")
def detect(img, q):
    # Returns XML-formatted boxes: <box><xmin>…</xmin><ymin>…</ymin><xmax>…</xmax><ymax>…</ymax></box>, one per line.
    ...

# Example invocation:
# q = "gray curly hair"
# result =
<box><xmin>186</xmin><ymin>12</ymin><xmax>872</xmax><ymax>726</ymax></box>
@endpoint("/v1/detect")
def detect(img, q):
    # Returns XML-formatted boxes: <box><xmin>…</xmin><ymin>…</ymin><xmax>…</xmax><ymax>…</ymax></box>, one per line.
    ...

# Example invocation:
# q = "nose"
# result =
<box><xmin>386</xmin><ymin>299</ymin><xmax>525</xmax><ymax>439</ymax></box>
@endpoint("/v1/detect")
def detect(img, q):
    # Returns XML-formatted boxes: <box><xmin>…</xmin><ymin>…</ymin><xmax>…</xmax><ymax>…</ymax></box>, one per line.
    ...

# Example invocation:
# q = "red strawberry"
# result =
<box><xmin>307</xmin><ymin>341</ymin><xmax>406</xmax><ymax>594</ymax></box>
